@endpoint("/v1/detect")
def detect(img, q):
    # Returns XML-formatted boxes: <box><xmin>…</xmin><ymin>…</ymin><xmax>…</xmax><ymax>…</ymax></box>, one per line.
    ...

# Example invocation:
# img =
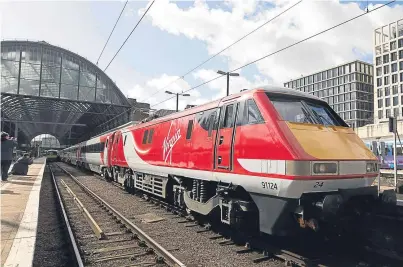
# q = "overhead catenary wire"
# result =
<box><xmin>138</xmin><ymin>0</ymin><xmax>303</xmax><ymax>103</ymax></box>
<box><xmin>154</xmin><ymin>0</ymin><xmax>395</xmax><ymax>102</ymax></box>
<box><xmin>103</xmin><ymin>0</ymin><xmax>156</xmax><ymax>72</ymax></box>
<box><xmin>97</xmin><ymin>0</ymin><xmax>394</xmax><ymax>128</ymax></box>
<box><xmin>96</xmin><ymin>0</ymin><xmax>129</xmax><ymax>65</ymax></box>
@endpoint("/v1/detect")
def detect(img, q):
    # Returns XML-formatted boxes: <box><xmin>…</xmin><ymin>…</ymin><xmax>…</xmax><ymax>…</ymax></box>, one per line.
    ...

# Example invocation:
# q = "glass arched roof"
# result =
<box><xmin>1</xmin><ymin>40</ymin><xmax>131</xmax><ymax>144</ymax></box>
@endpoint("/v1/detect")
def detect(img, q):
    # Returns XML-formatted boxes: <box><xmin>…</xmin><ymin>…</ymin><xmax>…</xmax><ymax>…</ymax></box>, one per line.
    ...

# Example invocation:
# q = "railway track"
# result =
<box><xmin>50</xmin><ymin>163</ymin><xmax>185</xmax><ymax>267</ymax></box>
<box><xmin>59</xmin><ymin>162</ymin><xmax>403</xmax><ymax>267</ymax></box>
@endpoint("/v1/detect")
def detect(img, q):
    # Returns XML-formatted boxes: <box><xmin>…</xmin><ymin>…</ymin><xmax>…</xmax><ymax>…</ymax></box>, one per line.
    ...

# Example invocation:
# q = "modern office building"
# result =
<box><xmin>373</xmin><ymin>18</ymin><xmax>403</xmax><ymax>124</ymax></box>
<box><xmin>283</xmin><ymin>60</ymin><xmax>374</xmax><ymax>128</ymax></box>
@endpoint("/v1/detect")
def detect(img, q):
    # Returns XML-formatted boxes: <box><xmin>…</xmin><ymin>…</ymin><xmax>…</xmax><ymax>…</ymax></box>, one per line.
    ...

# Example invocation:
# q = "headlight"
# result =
<box><xmin>366</xmin><ymin>162</ymin><xmax>378</xmax><ymax>173</ymax></box>
<box><xmin>313</xmin><ymin>163</ymin><xmax>337</xmax><ymax>174</ymax></box>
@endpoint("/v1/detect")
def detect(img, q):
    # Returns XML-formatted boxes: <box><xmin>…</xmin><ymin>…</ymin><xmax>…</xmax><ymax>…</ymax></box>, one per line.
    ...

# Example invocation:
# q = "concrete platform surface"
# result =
<box><xmin>1</xmin><ymin>158</ymin><xmax>46</xmax><ymax>267</ymax></box>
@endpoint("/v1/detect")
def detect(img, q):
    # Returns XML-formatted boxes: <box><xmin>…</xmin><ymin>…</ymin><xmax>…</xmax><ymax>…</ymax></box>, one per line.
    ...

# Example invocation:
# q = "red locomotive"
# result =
<box><xmin>60</xmin><ymin>86</ymin><xmax>381</xmax><ymax>236</ymax></box>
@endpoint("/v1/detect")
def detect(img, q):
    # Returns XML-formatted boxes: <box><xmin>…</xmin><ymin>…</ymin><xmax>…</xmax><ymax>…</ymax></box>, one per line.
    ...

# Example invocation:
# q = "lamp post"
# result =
<box><xmin>165</xmin><ymin>91</ymin><xmax>190</xmax><ymax>112</ymax></box>
<box><xmin>217</xmin><ymin>70</ymin><xmax>239</xmax><ymax>96</ymax></box>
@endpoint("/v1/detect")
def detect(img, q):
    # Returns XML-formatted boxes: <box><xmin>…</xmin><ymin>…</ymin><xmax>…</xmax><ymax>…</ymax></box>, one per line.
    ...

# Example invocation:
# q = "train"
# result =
<box><xmin>59</xmin><ymin>86</ymin><xmax>385</xmax><ymax>237</ymax></box>
<box><xmin>364</xmin><ymin>140</ymin><xmax>403</xmax><ymax>169</ymax></box>
<box><xmin>45</xmin><ymin>149</ymin><xmax>60</xmax><ymax>162</ymax></box>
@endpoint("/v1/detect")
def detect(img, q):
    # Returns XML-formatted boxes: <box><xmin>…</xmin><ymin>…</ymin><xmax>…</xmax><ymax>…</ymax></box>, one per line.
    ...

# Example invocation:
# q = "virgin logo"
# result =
<box><xmin>163</xmin><ymin>122</ymin><xmax>181</xmax><ymax>164</ymax></box>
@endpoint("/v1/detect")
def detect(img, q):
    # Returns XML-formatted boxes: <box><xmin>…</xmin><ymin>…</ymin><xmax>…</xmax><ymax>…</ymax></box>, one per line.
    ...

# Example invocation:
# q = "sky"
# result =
<box><xmin>1</xmin><ymin>0</ymin><xmax>403</xmax><ymax>111</ymax></box>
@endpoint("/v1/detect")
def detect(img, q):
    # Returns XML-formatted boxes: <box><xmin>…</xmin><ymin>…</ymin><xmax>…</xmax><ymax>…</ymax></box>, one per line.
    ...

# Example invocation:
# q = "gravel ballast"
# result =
<box><xmin>59</xmin><ymin>163</ymin><xmax>282</xmax><ymax>267</ymax></box>
<box><xmin>32</xmin><ymin>167</ymin><xmax>76</xmax><ymax>267</ymax></box>
<box><xmin>53</xmin><ymin>166</ymin><xmax>168</xmax><ymax>267</ymax></box>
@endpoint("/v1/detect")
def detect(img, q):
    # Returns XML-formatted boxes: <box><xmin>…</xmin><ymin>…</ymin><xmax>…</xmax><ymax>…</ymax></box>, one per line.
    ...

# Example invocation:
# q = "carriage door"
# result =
<box><xmin>106</xmin><ymin>133</ymin><xmax>115</xmax><ymax>167</ymax></box>
<box><xmin>215</xmin><ymin>103</ymin><xmax>236</xmax><ymax>171</ymax></box>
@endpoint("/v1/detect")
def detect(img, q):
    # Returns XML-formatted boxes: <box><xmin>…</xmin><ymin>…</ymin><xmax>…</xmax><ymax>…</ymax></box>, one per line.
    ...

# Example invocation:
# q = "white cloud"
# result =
<box><xmin>144</xmin><ymin>0</ymin><xmax>403</xmax><ymax>88</ymax></box>
<box><xmin>128</xmin><ymin>74</ymin><xmax>207</xmax><ymax>111</ymax></box>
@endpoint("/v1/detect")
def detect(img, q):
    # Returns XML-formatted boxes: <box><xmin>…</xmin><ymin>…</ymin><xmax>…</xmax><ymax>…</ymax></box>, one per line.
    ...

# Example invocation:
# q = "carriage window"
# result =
<box><xmin>223</xmin><ymin>104</ymin><xmax>235</xmax><ymax>128</ymax></box>
<box><xmin>208</xmin><ymin>111</ymin><xmax>218</xmax><ymax>137</ymax></box>
<box><xmin>247</xmin><ymin>99</ymin><xmax>264</xmax><ymax>124</ymax></box>
<box><xmin>148</xmin><ymin>129</ymin><xmax>154</xmax><ymax>143</ymax></box>
<box><xmin>186</xmin><ymin>120</ymin><xmax>194</xmax><ymax>139</ymax></box>
<box><xmin>142</xmin><ymin>130</ymin><xmax>149</xmax><ymax>144</ymax></box>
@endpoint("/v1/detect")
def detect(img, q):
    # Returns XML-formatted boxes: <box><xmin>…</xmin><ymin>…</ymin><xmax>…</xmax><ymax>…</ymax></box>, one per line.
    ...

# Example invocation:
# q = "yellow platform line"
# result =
<box><xmin>61</xmin><ymin>179</ymin><xmax>106</xmax><ymax>240</ymax></box>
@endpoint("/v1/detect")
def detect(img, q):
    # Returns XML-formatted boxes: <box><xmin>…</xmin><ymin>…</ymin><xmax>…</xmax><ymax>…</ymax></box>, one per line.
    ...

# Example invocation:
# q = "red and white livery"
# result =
<box><xmin>60</xmin><ymin>86</ymin><xmax>381</xmax><ymax>236</ymax></box>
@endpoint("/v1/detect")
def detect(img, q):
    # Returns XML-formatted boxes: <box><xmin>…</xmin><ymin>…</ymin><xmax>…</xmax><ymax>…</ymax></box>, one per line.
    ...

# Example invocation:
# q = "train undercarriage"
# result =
<box><xmin>95</xmin><ymin>164</ymin><xmax>397</xmax><ymax>237</ymax></box>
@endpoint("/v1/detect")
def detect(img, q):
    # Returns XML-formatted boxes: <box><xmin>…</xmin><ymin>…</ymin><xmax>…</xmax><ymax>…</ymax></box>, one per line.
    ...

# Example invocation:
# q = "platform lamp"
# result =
<box><xmin>165</xmin><ymin>91</ymin><xmax>190</xmax><ymax>112</ymax></box>
<box><xmin>217</xmin><ymin>70</ymin><xmax>239</xmax><ymax>96</ymax></box>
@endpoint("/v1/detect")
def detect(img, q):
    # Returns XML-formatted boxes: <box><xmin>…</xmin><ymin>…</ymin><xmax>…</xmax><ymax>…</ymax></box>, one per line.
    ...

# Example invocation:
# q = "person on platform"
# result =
<box><xmin>1</xmin><ymin>132</ymin><xmax>17</xmax><ymax>181</ymax></box>
<box><xmin>11</xmin><ymin>153</ymin><xmax>33</xmax><ymax>175</ymax></box>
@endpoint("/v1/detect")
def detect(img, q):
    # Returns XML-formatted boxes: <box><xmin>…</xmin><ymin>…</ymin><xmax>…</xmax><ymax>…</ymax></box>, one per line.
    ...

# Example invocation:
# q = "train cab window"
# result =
<box><xmin>186</xmin><ymin>120</ymin><xmax>194</xmax><ymax>139</ymax></box>
<box><xmin>222</xmin><ymin>104</ymin><xmax>235</xmax><ymax>128</ymax></box>
<box><xmin>142</xmin><ymin>130</ymin><xmax>149</xmax><ymax>144</ymax></box>
<box><xmin>105</xmin><ymin>139</ymin><xmax>108</xmax><ymax>148</ymax></box>
<box><xmin>268</xmin><ymin>94</ymin><xmax>347</xmax><ymax>127</ymax></box>
<box><xmin>247</xmin><ymin>99</ymin><xmax>264</xmax><ymax>124</ymax></box>
<box><xmin>148</xmin><ymin>129</ymin><xmax>154</xmax><ymax>143</ymax></box>
<box><xmin>124</xmin><ymin>135</ymin><xmax>127</xmax><ymax>146</ymax></box>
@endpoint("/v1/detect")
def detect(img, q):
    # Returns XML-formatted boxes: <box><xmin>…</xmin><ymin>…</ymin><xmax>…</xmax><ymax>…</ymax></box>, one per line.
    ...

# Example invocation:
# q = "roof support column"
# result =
<box><xmin>17</xmin><ymin>49</ymin><xmax>22</xmax><ymax>94</ymax></box>
<box><xmin>59</xmin><ymin>55</ymin><xmax>63</xmax><ymax>98</ymax></box>
<box><xmin>77</xmin><ymin>64</ymin><xmax>81</xmax><ymax>100</ymax></box>
<box><xmin>38</xmin><ymin>46</ymin><xmax>43</xmax><ymax>96</ymax></box>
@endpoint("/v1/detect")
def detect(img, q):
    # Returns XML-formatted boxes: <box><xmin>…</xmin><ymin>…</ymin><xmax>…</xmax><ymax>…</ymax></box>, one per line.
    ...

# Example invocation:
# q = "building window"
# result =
<box><xmin>392</xmin><ymin>74</ymin><xmax>398</xmax><ymax>84</ymax></box>
<box><xmin>399</xmin><ymin>50</ymin><xmax>403</xmax><ymax>59</ymax></box>
<box><xmin>384</xmin><ymin>76</ymin><xmax>390</xmax><ymax>85</ymax></box>
<box><xmin>376</xmin><ymin>57</ymin><xmax>382</xmax><ymax>66</ymax></box>
<box><xmin>377</xmin><ymin>78</ymin><xmax>382</xmax><ymax>87</ymax></box>
<box><xmin>398</xmin><ymin>38</ymin><xmax>403</xmax><ymax>48</ymax></box>
<box><xmin>391</xmin><ymin>23</ymin><xmax>397</xmax><ymax>39</ymax></box>
<box><xmin>383</xmin><ymin>43</ymin><xmax>390</xmax><ymax>53</ymax></box>
<box><xmin>351</xmin><ymin>63</ymin><xmax>356</xmax><ymax>72</ymax></box>
<box><xmin>390</xmin><ymin>41</ymin><xmax>397</xmax><ymax>50</ymax></box>
<box><xmin>378</xmin><ymin>110</ymin><xmax>383</xmax><ymax>120</ymax></box>
<box><xmin>377</xmin><ymin>88</ymin><xmax>383</xmax><ymax>97</ymax></box>
<box><xmin>391</xmin><ymin>63</ymin><xmax>398</xmax><ymax>72</ymax></box>
<box><xmin>393</xmin><ymin>96</ymin><xmax>398</xmax><ymax>106</ymax></box>
<box><xmin>383</xmin><ymin>54</ymin><xmax>389</xmax><ymax>63</ymax></box>
<box><xmin>385</xmin><ymin>87</ymin><xmax>390</xmax><ymax>96</ymax></box>
<box><xmin>386</xmin><ymin>98</ymin><xmax>391</xmax><ymax>107</ymax></box>
<box><xmin>384</xmin><ymin>65</ymin><xmax>389</xmax><ymax>74</ymax></box>
<box><xmin>386</xmin><ymin>109</ymin><xmax>391</xmax><ymax>118</ymax></box>
<box><xmin>391</xmin><ymin>52</ymin><xmax>397</xmax><ymax>61</ymax></box>
<box><xmin>400</xmin><ymin>61</ymin><xmax>403</xmax><ymax>71</ymax></box>
<box><xmin>375</xmin><ymin>46</ymin><xmax>381</xmax><ymax>55</ymax></box>
<box><xmin>394</xmin><ymin>108</ymin><xmax>399</xmax><ymax>117</ymax></box>
<box><xmin>378</xmin><ymin>99</ymin><xmax>383</xmax><ymax>108</ymax></box>
<box><xmin>393</xmin><ymin>85</ymin><xmax>398</xmax><ymax>94</ymax></box>
<box><xmin>400</xmin><ymin>72</ymin><xmax>403</xmax><ymax>82</ymax></box>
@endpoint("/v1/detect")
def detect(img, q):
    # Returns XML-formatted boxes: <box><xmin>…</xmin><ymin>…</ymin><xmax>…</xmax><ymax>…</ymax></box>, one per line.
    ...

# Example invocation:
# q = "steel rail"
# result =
<box><xmin>60</xmin><ymin>179</ymin><xmax>106</xmax><ymax>240</ymax></box>
<box><xmin>49</xmin><ymin>165</ymin><xmax>84</xmax><ymax>267</ymax></box>
<box><xmin>55</xmin><ymin>163</ymin><xmax>186</xmax><ymax>267</ymax></box>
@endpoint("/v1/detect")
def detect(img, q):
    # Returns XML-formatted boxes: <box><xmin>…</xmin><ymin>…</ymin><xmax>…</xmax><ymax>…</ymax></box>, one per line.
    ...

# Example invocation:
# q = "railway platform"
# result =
<box><xmin>1</xmin><ymin>158</ymin><xmax>46</xmax><ymax>267</ymax></box>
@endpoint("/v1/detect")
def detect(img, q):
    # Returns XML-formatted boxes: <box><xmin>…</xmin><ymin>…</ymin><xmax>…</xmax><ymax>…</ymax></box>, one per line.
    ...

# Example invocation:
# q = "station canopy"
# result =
<box><xmin>1</xmin><ymin>40</ymin><xmax>132</xmax><ymax>146</ymax></box>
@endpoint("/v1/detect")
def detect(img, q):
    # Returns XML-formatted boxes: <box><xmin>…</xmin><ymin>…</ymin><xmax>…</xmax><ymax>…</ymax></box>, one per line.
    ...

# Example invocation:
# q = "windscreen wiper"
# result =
<box><xmin>311</xmin><ymin>109</ymin><xmax>332</xmax><ymax>126</ymax></box>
